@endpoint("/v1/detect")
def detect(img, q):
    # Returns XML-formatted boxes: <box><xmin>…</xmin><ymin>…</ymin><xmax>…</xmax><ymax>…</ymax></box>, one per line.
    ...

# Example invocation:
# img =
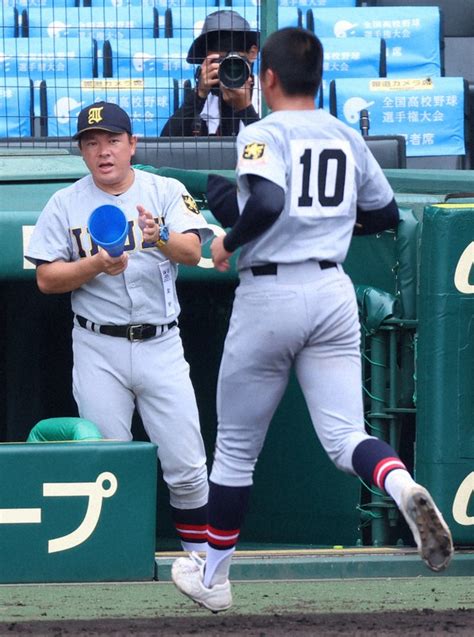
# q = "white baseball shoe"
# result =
<box><xmin>399</xmin><ymin>485</ymin><xmax>454</xmax><ymax>572</ymax></box>
<box><xmin>171</xmin><ymin>552</ymin><xmax>232</xmax><ymax>613</ymax></box>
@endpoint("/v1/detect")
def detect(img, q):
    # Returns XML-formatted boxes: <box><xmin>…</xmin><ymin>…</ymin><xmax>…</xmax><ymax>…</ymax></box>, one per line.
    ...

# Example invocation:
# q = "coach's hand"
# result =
<box><xmin>137</xmin><ymin>205</ymin><xmax>160</xmax><ymax>244</ymax></box>
<box><xmin>96</xmin><ymin>248</ymin><xmax>128</xmax><ymax>276</ymax></box>
<box><xmin>211</xmin><ymin>235</ymin><xmax>232</xmax><ymax>272</ymax></box>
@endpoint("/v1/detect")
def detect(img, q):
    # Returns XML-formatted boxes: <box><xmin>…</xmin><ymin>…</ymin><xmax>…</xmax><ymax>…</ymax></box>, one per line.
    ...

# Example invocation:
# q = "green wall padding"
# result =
<box><xmin>416</xmin><ymin>204</ymin><xmax>474</xmax><ymax>545</ymax></box>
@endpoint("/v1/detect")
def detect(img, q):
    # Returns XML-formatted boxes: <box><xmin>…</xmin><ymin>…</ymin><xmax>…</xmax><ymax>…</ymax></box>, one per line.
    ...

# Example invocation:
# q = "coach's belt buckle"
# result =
<box><xmin>127</xmin><ymin>324</ymin><xmax>146</xmax><ymax>341</ymax></box>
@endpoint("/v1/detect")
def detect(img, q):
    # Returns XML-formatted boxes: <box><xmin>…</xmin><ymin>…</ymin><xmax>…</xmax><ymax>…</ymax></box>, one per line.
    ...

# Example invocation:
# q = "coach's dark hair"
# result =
<box><xmin>260</xmin><ymin>27</ymin><xmax>323</xmax><ymax>96</ymax></box>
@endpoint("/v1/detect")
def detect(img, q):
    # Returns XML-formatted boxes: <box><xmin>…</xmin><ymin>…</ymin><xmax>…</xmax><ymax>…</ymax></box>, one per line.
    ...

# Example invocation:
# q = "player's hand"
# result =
<box><xmin>211</xmin><ymin>236</ymin><xmax>232</xmax><ymax>272</ymax></box>
<box><xmin>137</xmin><ymin>204</ymin><xmax>160</xmax><ymax>244</ymax></box>
<box><xmin>96</xmin><ymin>248</ymin><xmax>128</xmax><ymax>276</ymax></box>
<box><xmin>197</xmin><ymin>55</ymin><xmax>220</xmax><ymax>99</ymax></box>
<box><xmin>221</xmin><ymin>75</ymin><xmax>254</xmax><ymax>111</ymax></box>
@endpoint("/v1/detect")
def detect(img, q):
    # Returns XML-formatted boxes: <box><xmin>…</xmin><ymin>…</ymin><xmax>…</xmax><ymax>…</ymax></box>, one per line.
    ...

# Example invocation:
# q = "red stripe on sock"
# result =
<box><xmin>208</xmin><ymin>525</ymin><xmax>240</xmax><ymax>538</ymax></box>
<box><xmin>175</xmin><ymin>523</ymin><xmax>207</xmax><ymax>532</ymax></box>
<box><xmin>373</xmin><ymin>458</ymin><xmax>407</xmax><ymax>490</ymax></box>
<box><xmin>207</xmin><ymin>536</ymin><xmax>238</xmax><ymax>548</ymax></box>
<box><xmin>175</xmin><ymin>523</ymin><xmax>208</xmax><ymax>542</ymax></box>
<box><xmin>207</xmin><ymin>525</ymin><xmax>240</xmax><ymax>548</ymax></box>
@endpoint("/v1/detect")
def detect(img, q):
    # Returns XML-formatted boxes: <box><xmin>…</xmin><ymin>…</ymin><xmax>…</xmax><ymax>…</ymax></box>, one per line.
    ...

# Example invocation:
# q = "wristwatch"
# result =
<box><xmin>155</xmin><ymin>224</ymin><xmax>169</xmax><ymax>248</ymax></box>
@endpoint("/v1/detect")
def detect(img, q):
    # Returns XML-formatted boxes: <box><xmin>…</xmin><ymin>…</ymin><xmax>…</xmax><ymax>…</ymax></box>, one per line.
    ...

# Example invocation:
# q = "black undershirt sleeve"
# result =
<box><xmin>182</xmin><ymin>229</ymin><xmax>201</xmax><ymax>240</ymax></box>
<box><xmin>206</xmin><ymin>174</ymin><xmax>240</xmax><ymax>228</ymax></box>
<box><xmin>223</xmin><ymin>175</ymin><xmax>285</xmax><ymax>253</ymax></box>
<box><xmin>353</xmin><ymin>197</ymin><xmax>400</xmax><ymax>235</ymax></box>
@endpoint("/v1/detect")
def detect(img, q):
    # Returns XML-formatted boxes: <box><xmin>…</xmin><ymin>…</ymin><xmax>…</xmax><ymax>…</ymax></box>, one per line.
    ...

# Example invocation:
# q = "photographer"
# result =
<box><xmin>160</xmin><ymin>10</ymin><xmax>260</xmax><ymax>137</ymax></box>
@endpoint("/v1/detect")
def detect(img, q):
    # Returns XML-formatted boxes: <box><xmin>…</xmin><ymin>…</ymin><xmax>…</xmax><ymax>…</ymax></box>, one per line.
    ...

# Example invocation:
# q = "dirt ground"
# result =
<box><xmin>3</xmin><ymin>609</ymin><xmax>474</xmax><ymax>636</ymax></box>
<box><xmin>2</xmin><ymin>574</ymin><xmax>473</xmax><ymax>636</ymax></box>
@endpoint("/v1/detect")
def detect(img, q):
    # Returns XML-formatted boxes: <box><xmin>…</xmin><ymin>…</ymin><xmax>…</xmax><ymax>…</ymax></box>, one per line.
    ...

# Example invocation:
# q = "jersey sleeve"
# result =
<box><xmin>25</xmin><ymin>193</ymin><xmax>74</xmax><ymax>266</ymax></box>
<box><xmin>160</xmin><ymin>177</ymin><xmax>215</xmax><ymax>245</ymax></box>
<box><xmin>356</xmin><ymin>141</ymin><xmax>395</xmax><ymax>211</ymax></box>
<box><xmin>236</xmin><ymin>124</ymin><xmax>287</xmax><ymax>191</ymax></box>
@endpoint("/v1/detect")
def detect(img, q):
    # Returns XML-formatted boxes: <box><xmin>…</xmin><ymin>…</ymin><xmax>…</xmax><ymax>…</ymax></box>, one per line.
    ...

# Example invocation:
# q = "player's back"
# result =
<box><xmin>236</xmin><ymin>108</ymin><xmax>382</xmax><ymax>268</ymax></box>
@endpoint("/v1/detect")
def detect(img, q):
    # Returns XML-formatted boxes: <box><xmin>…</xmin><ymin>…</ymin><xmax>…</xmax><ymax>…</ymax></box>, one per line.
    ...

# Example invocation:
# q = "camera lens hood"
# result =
<box><xmin>218</xmin><ymin>53</ymin><xmax>251</xmax><ymax>89</ymax></box>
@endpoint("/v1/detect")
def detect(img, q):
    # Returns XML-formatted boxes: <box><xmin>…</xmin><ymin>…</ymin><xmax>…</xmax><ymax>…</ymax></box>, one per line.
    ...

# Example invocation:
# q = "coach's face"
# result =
<box><xmin>79</xmin><ymin>130</ymin><xmax>137</xmax><ymax>194</ymax></box>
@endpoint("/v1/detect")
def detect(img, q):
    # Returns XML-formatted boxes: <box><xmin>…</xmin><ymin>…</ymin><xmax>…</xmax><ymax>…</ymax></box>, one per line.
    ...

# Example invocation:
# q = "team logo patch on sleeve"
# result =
<box><xmin>242</xmin><ymin>142</ymin><xmax>265</xmax><ymax>160</ymax></box>
<box><xmin>182</xmin><ymin>194</ymin><xmax>200</xmax><ymax>215</ymax></box>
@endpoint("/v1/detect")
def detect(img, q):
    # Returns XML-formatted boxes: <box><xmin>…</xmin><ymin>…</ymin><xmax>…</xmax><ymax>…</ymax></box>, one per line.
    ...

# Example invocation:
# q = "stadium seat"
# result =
<box><xmin>364</xmin><ymin>1</ymin><xmax>474</xmax><ymax>167</ymax></box>
<box><xmin>364</xmin><ymin>0</ymin><xmax>474</xmax><ymax>37</ymax></box>
<box><xmin>278</xmin><ymin>7</ymin><xmax>304</xmax><ymax>29</ymax></box>
<box><xmin>1</xmin><ymin>5</ymin><xmax>19</xmax><ymax>38</ymax></box>
<box><xmin>104</xmin><ymin>37</ymin><xmax>194</xmax><ymax>83</ymax></box>
<box><xmin>132</xmin><ymin>135</ymin><xmax>238</xmax><ymax>170</ymax></box>
<box><xmin>0</xmin><ymin>37</ymin><xmax>98</xmax><ymax>81</ymax></box>
<box><xmin>40</xmin><ymin>77</ymin><xmax>180</xmax><ymax>138</ymax></box>
<box><xmin>298</xmin><ymin>6</ymin><xmax>442</xmax><ymax>78</ymax></box>
<box><xmin>0</xmin><ymin>77</ymin><xmax>34</xmax><ymax>138</ymax></box>
<box><xmin>364</xmin><ymin>134</ymin><xmax>407</xmax><ymax>169</ymax></box>
<box><xmin>14</xmin><ymin>0</ymin><xmax>79</xmax><ymax>5</ymax></box>
<box><xmin>167</xmin><ymin>5</ymin><xmax>258</xmax><ymax>40</ymax></box>
<box><xmin>132</xmin><ymin>133</ymin><xmax>405</xmax><ymax>171</ymax></box>
<box><xmin>279</xmin><ymin>0</ymin><xmax>360</xmax><ymax>5</ymax></box>
<box><xmin>330</xmin><ymin>76</ymin><xmax>468</xmax><ymax>167</ymax></box>
<box><xmin>85</xmin><ymin>0</ymin><xmax>217</xmax><ymax>5</ymax></box>
<box><xmin>320</xmin><ymin>37</ymin><xmax>385</xmax><ymax>109</ymax></box>
<box><xmin>21</xmin><ymin>6</ymin><xmax>156</xmax><ymax>41</ymax></box>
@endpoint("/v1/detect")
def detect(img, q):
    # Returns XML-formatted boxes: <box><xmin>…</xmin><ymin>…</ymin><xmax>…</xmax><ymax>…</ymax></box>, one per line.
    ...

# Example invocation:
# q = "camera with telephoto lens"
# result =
<box><xmin>218</xmin><ymin>52</ymin><xmax>252</xmax><ymax>89</ymax></box>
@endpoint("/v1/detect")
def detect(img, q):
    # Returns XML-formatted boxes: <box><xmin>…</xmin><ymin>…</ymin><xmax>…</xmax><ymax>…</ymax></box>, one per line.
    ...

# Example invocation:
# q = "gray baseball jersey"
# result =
<box><xmin>26</xmin><ymin>169</ymin><xmax>214</xmax><ymax>325</ymax></box>
<box><xmin>235</xmin><ymin>108</ymin><xmax>394</xmax><ymax>269</ymax></box>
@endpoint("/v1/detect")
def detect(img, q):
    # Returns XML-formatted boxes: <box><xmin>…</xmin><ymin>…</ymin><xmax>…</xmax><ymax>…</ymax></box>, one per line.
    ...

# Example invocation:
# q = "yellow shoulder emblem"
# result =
<box><xmin>182</xmin><ymin>194</ymin><xmax>200</xmax><ymax>215</ymax></box>
<box><xmin>242</xmin><ymin>142</ymin><xmax>265</xmax><ymax>160</ymax></box>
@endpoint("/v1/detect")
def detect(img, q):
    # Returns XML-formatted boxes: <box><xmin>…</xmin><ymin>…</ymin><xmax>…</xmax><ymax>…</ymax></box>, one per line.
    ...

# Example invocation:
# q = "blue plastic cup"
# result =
<box><xmin>88</xmin><ymin>205</ymin><xmax>128</xmax><ymax>257</ymax></box>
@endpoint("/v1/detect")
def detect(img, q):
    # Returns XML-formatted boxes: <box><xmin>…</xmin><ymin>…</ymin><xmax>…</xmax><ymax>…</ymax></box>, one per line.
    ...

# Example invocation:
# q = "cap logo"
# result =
<box><xmin>87</xmin><ymin>106</ymin><xmax>104</xmax><ymax>125</ymax></box>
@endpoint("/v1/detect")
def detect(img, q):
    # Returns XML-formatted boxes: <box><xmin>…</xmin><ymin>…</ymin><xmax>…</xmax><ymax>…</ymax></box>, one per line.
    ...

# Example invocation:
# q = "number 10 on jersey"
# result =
<box><xmin>290</xmin><ymin>139</ymin><xmax>354</xmax><ymax>218</ymax></box>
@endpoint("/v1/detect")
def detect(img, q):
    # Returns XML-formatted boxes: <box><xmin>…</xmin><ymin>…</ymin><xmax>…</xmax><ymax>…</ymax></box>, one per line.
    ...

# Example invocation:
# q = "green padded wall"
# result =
<box><xmin>0</xmin><ymin>441</ymin><xmax>157</xmax><ymax>583</ymax></box>
<box><xmin>416</xmin><ymin>204</ymin><xmax>474</xmax><ymax>545</ymax></box>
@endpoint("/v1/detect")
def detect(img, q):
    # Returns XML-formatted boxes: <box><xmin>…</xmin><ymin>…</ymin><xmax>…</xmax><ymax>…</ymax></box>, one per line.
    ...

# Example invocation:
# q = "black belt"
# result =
<box><xmin>251</xmin><ymin>261</ymin><xmax>337</xmax><ymax>276</ymax></box>
<box><xmin>75</xmin><ymin>315</ymin><xmax>177</xmax><ymax>341</ymax></box>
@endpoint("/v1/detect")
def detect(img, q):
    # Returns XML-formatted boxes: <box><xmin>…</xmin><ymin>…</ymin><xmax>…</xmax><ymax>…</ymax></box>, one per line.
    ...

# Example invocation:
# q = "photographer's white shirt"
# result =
<box><xmin>200</xmin><ymin>75</ymin><xmax>261</xmax><ymax>134</ymax></box>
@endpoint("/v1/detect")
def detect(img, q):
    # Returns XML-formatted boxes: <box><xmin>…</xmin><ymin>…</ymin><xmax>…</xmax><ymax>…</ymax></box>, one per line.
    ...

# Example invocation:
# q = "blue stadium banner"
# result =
<box><xmin>331</xmin><ymin>76</ymin><xmax>466</xmax><ymax>157</ymax></box>
<box><xmin>279</xmin><ymin>0</ymin><xmax>356</xmax><ymax>6</ymax></box>
<box><xmin>278</xmin><ymin>7</ymin><xmax>304</xmax><ymax>28</ymax></box>
<box><xmin>25</xmin><ymin>7</ymin><xmax>155</xmax><ymax>41</ymax></box>
<box><xmin>307</xmin><ymin>6</ymin><xmax>441</xmax><ymax>77</ymax></box>
<box><xmin>92</xmin><ymin>0</ymin><xmax>355</xmax><ymax>5</ymax></box>
<box><xmin>93</xmin><ymin>0</ymin><xmax>235</xmax><ymax>6</ymax></box>
<box><xmin>111</xmin><ymin>38</ymin><xmax>194</xmax><ymax>82</ymax></box>
<box><xmin>44</xmin><ymin>78</ymin><xmax>177</xmax><ymax>138</ymax></box>
<box><xmin>0</xmin><ymin>38</ymin><xmax>96</xmax><ymax>80</ymax></box>
<box><xmin>0</xmin><ymin>78</ymin><xmax>33</xmax><ymax>138</ymax></box>
<box><xmin>320</xmin><ymin>37</ymin><xmax>384</xmax><ymax>109</ymax></box>
<box><xmin>1</xmin><ymin>5</ymin><xmax>18</xmax><ymax>37</ymax></box>
<box><xmin>5</xmin><ymin>0</ymin><xmax>78</xmax><ymax>5</ymax></box>
<box><xmin>91</xmin><ymin>0</ymin><xmax>158</xmax><ymax>5</ymax></box>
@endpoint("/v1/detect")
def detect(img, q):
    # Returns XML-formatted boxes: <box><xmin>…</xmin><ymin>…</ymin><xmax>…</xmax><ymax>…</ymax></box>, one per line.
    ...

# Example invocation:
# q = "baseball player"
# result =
<box><xmin>25</xmin><ymin>101</ymin><xmax>214</xmax><ymax>552</ymax></box>
<box><xmin>171</xmin><ymin>28</ymin><xmax>454</xmax><ymax>612</ymax></box>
